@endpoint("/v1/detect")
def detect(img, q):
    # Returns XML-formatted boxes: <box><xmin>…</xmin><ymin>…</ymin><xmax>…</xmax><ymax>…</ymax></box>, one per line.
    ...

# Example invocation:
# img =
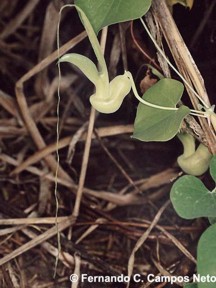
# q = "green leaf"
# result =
<box><xmin>210</xmin><ymin>155</ymin><xmax>216</xmax><ymax>183</ymax></box>
<box><xmin>208</xmin><ymin>217</ymin><xmax>216</xmax><ymax>225</ymax></box>
<box><xmin>133</xmin><ymin>78</ymin><xmax>190</xmax><ymax>141</ymax></box>
<box><xmin>197</xmin><ymin>223</ymin><xmax>216</xmax><ymax>288</ymax></box>
<box><xmin>75</xmin><ymin>0</ymin><xmax>152</xmax><ymax>33</ymax></box>
<box><xmin>59</xmin><ymin>53</ymin><xmax>99</xmax><ymax>84</ymax></box>
<box><xmin>184</xmin><ymin>284</ymin><xmax>198</xmax><ymax>288</ymax></box>
<box><xmin>170</xmin><ymin>175</ymin><xmax>216</xmax><ymax>219</ymax></box>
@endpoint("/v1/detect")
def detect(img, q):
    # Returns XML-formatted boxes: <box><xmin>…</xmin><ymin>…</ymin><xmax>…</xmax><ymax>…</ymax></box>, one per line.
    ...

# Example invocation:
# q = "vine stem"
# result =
<box><xmin>59</xmin><ymin>4</ymin><xmax>211</xmax><ymax>120</ymax></box>
<box><xmin>126</xmin><ymin>72</ymin><xmax>210</xmax><ymax>118</ymax></box>
<box><xmin>140</xmin><ymin>17</ymin><xmax>210</xmax><ymax>109</ymax></box>
<box><xmin>126</xmin><ymin>72</ymin><xmax>178</xmax><ymax>111</ymax></box>
<box><xmin>125</xmin><ymin>71</ymin><xmax>208</xmax><ymax>118</ymax></box>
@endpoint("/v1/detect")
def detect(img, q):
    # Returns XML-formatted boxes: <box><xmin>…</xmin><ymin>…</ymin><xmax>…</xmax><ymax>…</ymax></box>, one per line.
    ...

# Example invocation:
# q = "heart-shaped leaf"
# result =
<box><xmin>133</xmin><ymin>78</ymin><xmax>190</xmax><ymax>141</ymax></box>
<box><xmin>208</xmin><ymin>217</ymin><xmax>216</xmax><ymax>225</ymax></box>
<box><xmin>170</xmin><ymin>175</ymin><xmax>216</xmax><ymax>219</ymax></box>
<box><xmin>75</xmin><ymin>0</ymin><xmax>152</xmax><ymax>33</ymax></box>
<box><xmin>197</xmin><ymin>223</ymin><xmax>216</xmax><ymax>288</ymax></box>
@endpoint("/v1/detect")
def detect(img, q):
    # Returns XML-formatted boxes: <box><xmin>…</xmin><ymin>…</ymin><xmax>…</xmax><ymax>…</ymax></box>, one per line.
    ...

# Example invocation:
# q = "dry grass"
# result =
<box><xmin>0</xmin><ymin>0</ymin><xmax>215</xmax><ymax>287</ymax></box>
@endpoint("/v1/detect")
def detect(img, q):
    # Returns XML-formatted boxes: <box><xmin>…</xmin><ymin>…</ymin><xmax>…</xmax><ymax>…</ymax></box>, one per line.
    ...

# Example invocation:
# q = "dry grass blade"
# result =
<box><xmin>0</xmin><ymin>90</ymin><xmax>20</xmax><ymax>119</ymax></box>
<box><xmin>1</xmin><ymin>153</ymin><xmax>148</xmax><ymax>205</ymax></box>
<box><xmin>150</xmin><ymin>257</ymin><xmax>184</xmax><ymax>287</ymax></box>
<box><xmin>75</xmin><ymin>218</ymin><xmax>107</xmax><ymax>244</ymax></box>
<box><xmin>0</xmin><ymin>0</ymin><xmax>40</xmax><ymax>40</ymax></box>
<box><xmin>14</xmin><ymin>31</ymin><xmax>86</xmax><ymax>181</ymax></box>
<box><xmin>67</xmin><ymin>122</ymin><xmax>88</xmax><ymax>164</ymax></box>
<box><xmin>22</xmin><ymin>227</ymin><xmax>74</xmax><ymax>268</ymax></box>
<box><xmin>38</xmin><ymin>172</ymin><xmax>52</xmax><ymax>215</ymax></box>
<box><xmin>126</xmin><ymin>201</ymin><xmax>170</xmax><ymax>288</ymax></box>
<box><xmin>72</xmin><ymin>107</ymin><xmax>96</xmax><ymax>216</ymax></box>
<box><xmin>0</xmin><ymin>217</ymin><xmax>69</xmax><ymax>226</ymax></box>
<box><xmin>72</xmin><ymin>254</ymin><xmax>81</xmax><ymax>288</ymax></box>
<box><xmin>0</xmin><ymin>216</ymin><xmax>75</xmax><ymax>266</ymax></box>
<box><xmin>156</xmin><ymin>225</ymin><xmax>196</xmax><ymax>264</ymax></box>
<box><xmin>0</xmin><ymin>226</ymin><xmax>25</xmax><ymax>236</ymax></box>
<box><xmin>0</xmin><ymin>1</ymin><xmax>211</xmax><ymax>285</ymax></box>
<box><xmin>35</xmin><ymin>2</ymin><xmax>59</xmax><ymax>98</ymax></box>
<box><xmin>72</xmin><ymin>26</ymin><xmax>108</xmax><ymax>217</ymax></box>
<box><xmin>3</xmin><ymin>263</ymin><xmax>20</xmax><ymax>288</ymax></box>
<box><xmin>151</xmin><ymin>0</ymin><xmax>216</xmax><ymax>153</ymax></box>
<box><xmin>11</xmin><ymin>125</ymin><xmax>133</xmax><ymax>175</ymax></box>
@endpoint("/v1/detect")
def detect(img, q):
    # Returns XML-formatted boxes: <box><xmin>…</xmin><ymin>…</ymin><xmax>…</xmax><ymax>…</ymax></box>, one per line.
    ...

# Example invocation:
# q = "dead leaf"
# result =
<box><xmin>140</xmin><ymin>74</ymin><xmax>158</xmax><ymax>94</ymax></box>
<box><xmin>166</xmin><ymin>0</ymin><xmax>194</xmax><ymax>9</ymax></box>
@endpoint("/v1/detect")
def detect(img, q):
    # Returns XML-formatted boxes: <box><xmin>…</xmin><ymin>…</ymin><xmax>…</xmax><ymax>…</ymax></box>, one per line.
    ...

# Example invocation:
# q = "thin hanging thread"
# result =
<box><xmin>53</xmin><ymin>4</ymin><xmax>64</xmax><ymax>277</ymax></box>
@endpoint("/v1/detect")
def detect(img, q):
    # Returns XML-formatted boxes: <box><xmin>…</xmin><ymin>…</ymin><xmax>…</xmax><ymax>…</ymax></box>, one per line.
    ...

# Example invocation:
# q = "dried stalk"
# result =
<box><xmin>151</xmin><ymin>0</ymin><xmax>216</xmax><ymax>154</ymax></box>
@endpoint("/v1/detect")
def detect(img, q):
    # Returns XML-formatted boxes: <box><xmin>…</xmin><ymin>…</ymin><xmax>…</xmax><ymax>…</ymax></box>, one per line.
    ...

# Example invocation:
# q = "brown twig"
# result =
<box><xmin>151</xmin><ymin>0</ymin><xmax>216</xmax><ymax>153</ymax></box>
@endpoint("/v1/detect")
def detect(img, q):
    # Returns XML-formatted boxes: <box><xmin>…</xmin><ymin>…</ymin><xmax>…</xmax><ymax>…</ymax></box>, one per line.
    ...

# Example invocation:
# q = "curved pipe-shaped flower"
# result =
<box><xmin>59</xmin><ymin>5</ymin><xmax>189</xmax><ymax>115</ymax></box>
<box><xmin>59</xmin><ymin>5</ymin><xmax>132</xmax><ymax>113</ymax></box>
<box><xmin>177</xmin><ymin>133</ymin><xmax>212</xmax><ymax>176</ymax></box>
<box><xmin>89</xmin><ymin>73</ymin><xmax>132</xmax><ymax>113</ymax></box>
<box><xmin>59</xmin><ymin>54</ymin><xmax>132</xmax><ymax>113</ymax></box>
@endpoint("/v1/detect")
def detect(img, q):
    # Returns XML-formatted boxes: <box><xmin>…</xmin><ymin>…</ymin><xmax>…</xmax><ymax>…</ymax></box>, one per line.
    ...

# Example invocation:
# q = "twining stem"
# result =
<box><xmin>126</xmin><ymin>71</ymin><xmax>178</xmax><ymax>111</ymax></box>
<box><xmin>190</xmin><ymin>112</ymin><xmax>208</xmax><ymax>118</ymax></box>
<box><xmin>190</xmin><ymin>109</ymin><xmax>207</xmax><ymax>114</ymax></box>
<box><xmin>126</xmin><ymin>71</ymin><xmax>210</xmax><ymax>118</ymax></box>
<box><xmin>140</xmin><ymin>17</ymin><xmax>210</xmax><ymax>109</ymax></box>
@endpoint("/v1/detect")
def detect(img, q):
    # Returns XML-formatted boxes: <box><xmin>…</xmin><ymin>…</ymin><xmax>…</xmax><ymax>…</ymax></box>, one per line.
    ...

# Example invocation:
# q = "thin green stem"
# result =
<box><xmin>126</xmin><ymin>72</ymin><xmax>178</xmax><ymax>111</ymax></box>
<box><xmin>140</xmin><ymin>17</ymin><xmax>209</xmax><ymax>109</ymax></box>
<box><xmin>54</xmin><ymin>5</ymin><xmax>63</xmax><ymax>276</ymax></box>
<box><xmin>126</xmin><ymin>71</ymin><xmax>210</xmax><ymax>117</ymax></box>
<box><xmin>190</xmin><ymin>109</ymin><xmax>206</xmax><ymax>114</ymax></box>
<box><xmin>189</xmin><ymin>112</ymin><xmax>208</xmax><ymax>118</ymax></box>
